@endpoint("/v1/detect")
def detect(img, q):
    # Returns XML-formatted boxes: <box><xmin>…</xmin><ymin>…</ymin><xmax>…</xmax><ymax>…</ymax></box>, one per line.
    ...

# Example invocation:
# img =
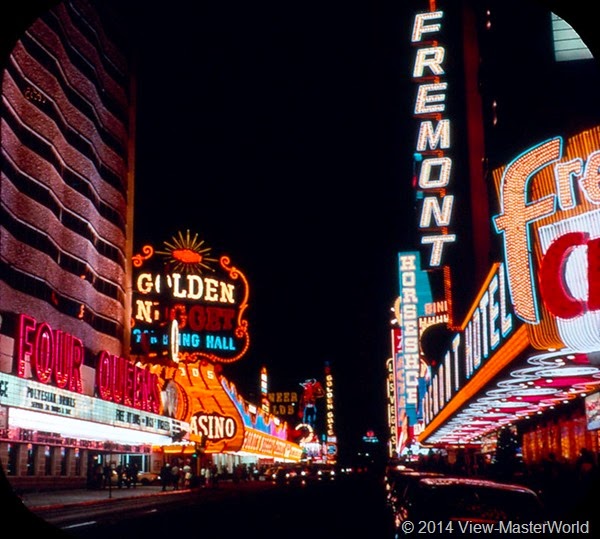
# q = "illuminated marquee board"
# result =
<box><xmin>394</xmin><ymin>252</ymin><xmax>433</xmax><ymax>448</ymax></box>
<box><xmin>492</xmin><ymin>127</ymin><xmax>600</xmax><ymax>352</ymax></box>
<box><xmin>411</xmin><ymin>7</ymin><xmax>457</xmax><ymax>268</ymax></box>
<box><xmin>131</xmin><ymin>230</ymin><xmax>250</xmax><ymax>364</ymax></box>
<box><xmin>0</xmin><ymin>371</ymin><xmax>183</xmax><ymax>438</ymax></box>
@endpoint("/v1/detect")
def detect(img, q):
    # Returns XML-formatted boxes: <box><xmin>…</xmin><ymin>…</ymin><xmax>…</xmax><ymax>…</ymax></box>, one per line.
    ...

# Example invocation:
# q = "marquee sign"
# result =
<box><xmin>13</xmin><ymin>312</ymin><xmax>162</xmax><ymax>415</ymax></box>
<box><xmin>131</xmin><ymin>230</ymin><xmax>250</xmax><ymax>364</ymax></box>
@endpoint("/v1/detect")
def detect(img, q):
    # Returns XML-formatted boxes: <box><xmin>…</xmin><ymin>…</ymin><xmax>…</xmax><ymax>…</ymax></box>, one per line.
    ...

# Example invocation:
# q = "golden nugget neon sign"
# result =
<box><xmin>131</xmin><ymin>231</ymin><xmax>250</xmax><ymax>364</ymax></box>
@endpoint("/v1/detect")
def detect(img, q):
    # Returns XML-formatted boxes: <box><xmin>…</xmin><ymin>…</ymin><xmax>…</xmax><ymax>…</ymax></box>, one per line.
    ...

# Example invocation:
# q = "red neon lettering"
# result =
<box><xmin>187</xmin><ymin>305</ymin><xmax>235</xmax><ymax>331</ymax></box>
<box><xmin>15</xmin><ymin>314</ymin><xmax>83</xmax><ymax>392</ymax></box>
<box><xmin>589</xmin><ymin>237</ymin><xmax>600</xmax><ymax>311</ymax></box>
<box><xmin>96</xmin><ymin>351</ymin><xmax>160</xmax><ymax>413</ymax></box>
<box><xmin>539</xmin><ymin>232</ymin><xmax>586</xmax><ymax>319</ymax></box>
<box><xmin>15</xmin><ymin>314</ymin><xmax>36</xmax><ymax>378</ymax></box>
<box><xmin>32</xmin><ymin>322</ymin><xmax>53</xmax><ymax>384</ymax></box>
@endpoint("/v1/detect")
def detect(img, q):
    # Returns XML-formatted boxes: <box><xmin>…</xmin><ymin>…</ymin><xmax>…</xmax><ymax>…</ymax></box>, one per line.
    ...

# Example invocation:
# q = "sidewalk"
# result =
<box><xmin>15</xmin><ymin>479</ymin><xmax>271</xmax><ymax>512</ymax></box>
<box><xmin>19</xmin><ymin>484</ymin><xmax>190</xmax><ymax>511</ymax></box>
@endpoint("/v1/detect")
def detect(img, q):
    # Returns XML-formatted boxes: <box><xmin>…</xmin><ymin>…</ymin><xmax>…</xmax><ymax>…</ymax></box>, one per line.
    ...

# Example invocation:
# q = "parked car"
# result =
<box><xmin>392</xmin><ymin>476</ymin><xmax>545</xmax><ymax>532</ymax></box>
<box><xmin>384</xmin><ymin>469</ymin><xmax>445</xmax><ymax>509</ymax></box>
<box><xmin>137</xmin><ymin>471</ymin><xmax>160</xmax><ymax>485</ymax></box>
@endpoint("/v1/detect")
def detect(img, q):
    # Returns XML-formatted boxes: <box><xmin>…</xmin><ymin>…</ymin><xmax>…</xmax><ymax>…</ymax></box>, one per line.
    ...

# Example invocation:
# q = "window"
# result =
<box><xmin>26</xmin><ymin>444</ymin><xmax>36</xmax><ymax>476</ymax></box>
<box><xmin>60</xmin><ymin>447</ymin><xmax>68</xmax><ymax>476</ymax></box>
<box><xmin>551</xmin><ymin>13</ymin><xmax>592</xmax><ymax>62</ymax></box>
<box><xmin>6</xmin><ymin>443</ymin><xmax>18</xmax><ymax>476</ymax></box>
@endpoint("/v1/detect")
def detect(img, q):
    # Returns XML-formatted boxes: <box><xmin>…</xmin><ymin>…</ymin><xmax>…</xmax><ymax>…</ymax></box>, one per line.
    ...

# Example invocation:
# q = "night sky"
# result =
<box><xmin>131</xmin><ymin>1</ymin><xmax>417</xmax><ymax>457</ymax></box>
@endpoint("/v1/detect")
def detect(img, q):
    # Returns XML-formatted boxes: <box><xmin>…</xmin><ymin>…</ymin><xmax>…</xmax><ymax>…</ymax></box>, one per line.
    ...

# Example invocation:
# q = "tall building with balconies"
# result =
<box><xmin>0</xmin><ymin>0</ymin><xmax>136</xmax><ymax>489</ymax></box>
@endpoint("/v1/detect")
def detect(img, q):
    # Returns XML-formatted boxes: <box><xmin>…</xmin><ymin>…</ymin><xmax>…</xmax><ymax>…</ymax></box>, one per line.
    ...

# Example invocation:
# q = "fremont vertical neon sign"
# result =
<box><xmin>411</xmin><ymin>8</ymin><xmax>456</xmax><ymax>267</ymax></box>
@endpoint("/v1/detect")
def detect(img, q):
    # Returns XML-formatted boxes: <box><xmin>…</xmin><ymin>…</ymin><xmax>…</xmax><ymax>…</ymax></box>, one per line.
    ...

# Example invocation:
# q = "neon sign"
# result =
<box><xmin>493</xmin><ymin>131</ymin><xmax>600</xmax><ymax>351</ymax></box>
<box><xmin>15</xmin><ymin>314</ymin><xmax>83</xmax><ymax>393</ymax></box>
<box><xmin>397</xmin><ymin>253</ymin><xmax>421</xmax><ymax>424</ymax></box>
<box><xmin>13</xmin><ymin>313</ymin><xmax>162</xmax><ymax>415</ymax></box>
<box><xmin>411</xmin><ymin>9</ymin><xmax>457</xmax><ymax>267</ymax></box>
<box><xmin>190</xmin><ymin>412</ymin><xmax>237</xmax><ymax>442</ymax></box>
<box><xmin>96</xmin><ymin>351</ymin><xmax>161</xmax><ymax>413</ymax></box>
<box><xmin>131</xmin><ymin>231</ymin><xmax>250</xmax><ymax>364</ymax></box>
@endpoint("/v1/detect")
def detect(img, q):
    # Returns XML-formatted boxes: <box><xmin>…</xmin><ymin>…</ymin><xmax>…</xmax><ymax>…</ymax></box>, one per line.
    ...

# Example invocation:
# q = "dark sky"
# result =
<box><xmin>131</xmin><ymin>1</ymin><xmax>416</xmax><ymax>456</ymax></box>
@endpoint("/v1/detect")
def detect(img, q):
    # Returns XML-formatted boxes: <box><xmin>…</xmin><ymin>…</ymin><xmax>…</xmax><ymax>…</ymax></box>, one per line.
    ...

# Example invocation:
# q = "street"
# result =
<box><xmin>17</xmin><ymin>473</ymin><xmax>394</xmax><ymax>539</ymax></box>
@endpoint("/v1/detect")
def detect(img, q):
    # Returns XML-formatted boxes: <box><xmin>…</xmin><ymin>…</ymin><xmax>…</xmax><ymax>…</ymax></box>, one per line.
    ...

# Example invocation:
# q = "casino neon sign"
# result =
<box><xmin>493</xmin><ymin>129</ymin><xmax>600</xmax><ymax>351</ymax></box>
<box><xmin>131</xmin><ymin>230</ymin><xmax>250</xmax><ymax>364</ymax></box>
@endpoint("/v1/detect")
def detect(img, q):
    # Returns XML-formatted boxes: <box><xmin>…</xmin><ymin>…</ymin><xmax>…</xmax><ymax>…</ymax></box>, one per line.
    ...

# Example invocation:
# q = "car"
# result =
<box><xmin>391</xmin><ymin>476</ymin><xmax>545</xmax><ymax>533</ymax></box>
<box><xmin>384</xmin><ymin>469</ymin><xmax>445</xmax><ymax>509</ymax></box>
<box><xmin>307</xmin><ymin>464</ymin><xmax>337</xmax><ymax>482</ymax></box>
<box><xmin>137</xmin><ymin>471</ymin><xmax>160</xmax><ymax>485</ymax></box>
<box><xmin>262</xmin><ymin>466</ymin><xmax>284</xmax><ymax>483</ymax></box>
<box><xmin>105</xmin><ymin>468</ymin><xmax>158</xmax><ymax>486</ymax></box>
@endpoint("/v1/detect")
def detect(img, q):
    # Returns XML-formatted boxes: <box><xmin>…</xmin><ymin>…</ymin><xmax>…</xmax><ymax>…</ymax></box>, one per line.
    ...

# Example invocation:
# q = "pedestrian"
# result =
<box><xmin>540</xmin><ymin>452</ymin><xmax>565</xmax><ymax>513</ymax></box>
<box><xmin>576</xmin><ymin>448</ymin><xmax>597</xmax><ymax>490</ymax></box>
<box><xmin>160</xmin><ymin>462</ymin><xmax>170</xmax><ymax>491</ymax></box>
<box><xmin>183</xmin><ymin>461</ymin><xmax>192</xmax><ymax>488</ymax></box>
<box><xmin>103</xmin><ymin>463</ymin><xmax>112</xmax><ymax>489</ymax></box>
<box><xmin>128</xmin><ymin>462</ymin><xmax>139</xmax><ymax>488</ymax></box>
<box><xmin>211</xmin><ymin>465</ymin><xmax>219</xmax><ymax>488</ymax></box>
<box><xmin>115</xmin><ymin>464</ymin><xmax>125</xmax><ymax>488</ymax></box>
<box><xmin>171</xmin><ymin>462</ymin><xmax>180</xmax><ymax>490</ymax></box>
<box><xmin>203</xmin><ymin>466</ymin><xmax>212</xmax><ymax>488</ymax></box>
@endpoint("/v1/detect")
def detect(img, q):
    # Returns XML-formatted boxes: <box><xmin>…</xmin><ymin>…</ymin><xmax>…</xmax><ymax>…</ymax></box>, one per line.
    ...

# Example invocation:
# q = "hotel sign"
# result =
<box><xmin>411</xmin><ymin>8</ymin><xmax>457</xmax><ymax>268</ymax></box>
<box><xmin>13</xmin><ymin>312</ymin><xmax>162</xmax><ymax>415</ymax></box>
<box><xmin>493</xmin><ymin>128</ymin><xmax>600</xmax><ymax>352</ymax></box>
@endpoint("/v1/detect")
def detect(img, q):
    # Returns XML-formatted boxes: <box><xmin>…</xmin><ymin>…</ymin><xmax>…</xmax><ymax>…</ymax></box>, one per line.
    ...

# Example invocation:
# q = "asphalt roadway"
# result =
<box><xmin>18</xmin><ymin>480</ymin><xmax>251</xmax><ymax>511</ymax></box>
<box><xmin>0</xmin><ymin>471</ymin><xmax>274</xmax><ymax>537</ymax></box>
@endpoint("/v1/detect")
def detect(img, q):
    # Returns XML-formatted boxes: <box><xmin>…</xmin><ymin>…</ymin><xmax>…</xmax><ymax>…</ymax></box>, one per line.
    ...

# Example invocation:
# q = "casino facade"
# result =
<box><xmin>388</xmin><ymin>1</ymin><xmax>600</xmax><ymax>469</ymax></box>
<box><xmin>0</xmin><ymin>0</ymin><xmax>301</xmax><ymax>492</ymax></box>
